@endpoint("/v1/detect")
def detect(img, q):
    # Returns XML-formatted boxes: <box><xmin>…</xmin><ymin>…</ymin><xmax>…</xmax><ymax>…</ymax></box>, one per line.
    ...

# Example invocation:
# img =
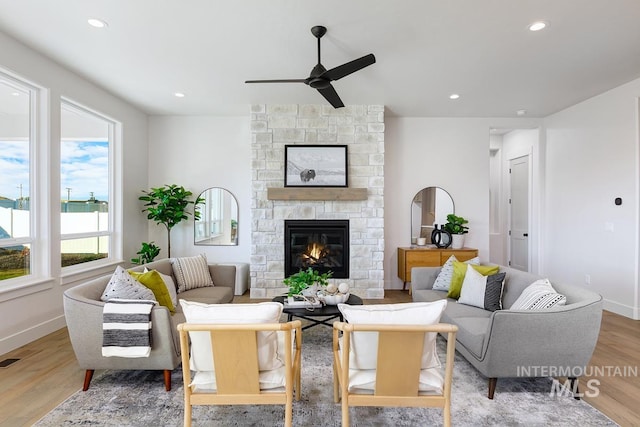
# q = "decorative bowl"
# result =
<box><xmin>321</xmin><ymin>292</ymin><xmax>350</xmax><ymax>305</ymax></box>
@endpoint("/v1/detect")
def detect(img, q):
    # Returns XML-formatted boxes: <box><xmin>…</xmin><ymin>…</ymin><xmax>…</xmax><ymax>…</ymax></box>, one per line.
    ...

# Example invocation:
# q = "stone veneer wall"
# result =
<box><xmin>250</xmin><ymin>104</ymin><xmax>385</xmax><ymax>299</ymax></box>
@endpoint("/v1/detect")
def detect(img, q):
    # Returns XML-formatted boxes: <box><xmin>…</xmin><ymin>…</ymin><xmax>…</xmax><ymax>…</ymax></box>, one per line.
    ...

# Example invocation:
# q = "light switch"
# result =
<box><xmin>605</xmin><ymin>222</ymin><xmax>614</xmax><ymax>232</ymax></box>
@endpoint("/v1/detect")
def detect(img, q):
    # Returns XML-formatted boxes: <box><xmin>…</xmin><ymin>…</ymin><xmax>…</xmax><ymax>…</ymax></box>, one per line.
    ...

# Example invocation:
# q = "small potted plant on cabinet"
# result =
<box><xmin>443</xmin><ymin>213</ymin><xmax>469</xmax><ymax>249</ymax></box>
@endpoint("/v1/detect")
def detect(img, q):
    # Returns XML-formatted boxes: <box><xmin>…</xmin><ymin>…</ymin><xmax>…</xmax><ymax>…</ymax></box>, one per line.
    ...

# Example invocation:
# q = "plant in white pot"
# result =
<box><xmin>443</xmin><ymin>213</ymin><xmax>469</xmax><ymax>249</ymax></box>
<box><xmin>283</xmin><ymin>267</ymin><xmax>332</xmax><ymax>301</ymax></box>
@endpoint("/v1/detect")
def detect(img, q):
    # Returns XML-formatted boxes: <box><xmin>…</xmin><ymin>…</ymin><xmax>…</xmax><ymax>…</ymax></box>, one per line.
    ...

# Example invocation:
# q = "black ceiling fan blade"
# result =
<box><xmin>322</xmin><ymin>54</ymin><xmax>376</xmax><ymax>81</ymax></box>
<box><xmin>317</xmin><ymin>84</ymin><xmax>344</xmax><ymax>108</ymax></box>
<box><xmin>245</xmin><ymin>79</ymin><xmax>306</xmax><ymax>83</ymax></box>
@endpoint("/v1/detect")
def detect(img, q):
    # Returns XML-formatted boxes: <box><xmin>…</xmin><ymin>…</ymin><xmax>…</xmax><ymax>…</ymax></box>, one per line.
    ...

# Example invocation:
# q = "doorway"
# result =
<box><xmin>509</xmin><ymin>155</ymin><xmax>529</xmax><ymax>271</ymax></box>
<box><xmin>489</xmin><ymin>128</ymin><xmax>539</xmax><ymax>272</ymax></box>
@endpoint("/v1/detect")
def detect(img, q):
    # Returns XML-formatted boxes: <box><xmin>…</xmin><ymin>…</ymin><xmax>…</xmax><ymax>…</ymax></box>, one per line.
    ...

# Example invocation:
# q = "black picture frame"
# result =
<box><xmin>284</xmin><ymin>144</ymin><xmax>348</xmax><ymax>187</ymax></box>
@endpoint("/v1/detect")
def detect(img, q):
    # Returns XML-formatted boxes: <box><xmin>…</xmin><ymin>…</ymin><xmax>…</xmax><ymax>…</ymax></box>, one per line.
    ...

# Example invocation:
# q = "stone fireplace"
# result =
<box><xmin>284</xmin><ymin>219</ymin><xmax>350</xmax><ymax>278</ymax></box>
<box><xmin>250</xmin><ymin>104</ymin><xmax>385</xmax><ymax>298</ymax></box>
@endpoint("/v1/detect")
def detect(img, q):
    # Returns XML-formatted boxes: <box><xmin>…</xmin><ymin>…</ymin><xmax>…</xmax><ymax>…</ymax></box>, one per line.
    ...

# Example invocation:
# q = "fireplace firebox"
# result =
<box><xmin>284</xmin><ymin>219</ymin><xmax>349</xmax><ymax>279</ymax></box>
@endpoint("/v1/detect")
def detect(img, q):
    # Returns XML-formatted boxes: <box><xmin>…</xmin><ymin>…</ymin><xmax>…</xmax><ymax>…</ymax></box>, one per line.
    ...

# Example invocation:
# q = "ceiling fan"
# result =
<box><xmin>245</xmin><ymin>25</ymin><xmax>376</xmax><ymax>108</ymax></box>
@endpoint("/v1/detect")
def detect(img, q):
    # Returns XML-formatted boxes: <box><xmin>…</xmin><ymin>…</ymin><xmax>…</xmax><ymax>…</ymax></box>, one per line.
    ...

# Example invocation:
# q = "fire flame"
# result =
<box><xmin>302</xmin><ymin>243</ymin><xmax>324</xmax><ymax>263</ymax></box>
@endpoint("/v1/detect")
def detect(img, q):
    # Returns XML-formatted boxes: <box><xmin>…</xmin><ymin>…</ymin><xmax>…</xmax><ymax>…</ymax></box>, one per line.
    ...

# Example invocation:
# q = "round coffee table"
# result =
<box><xmin>272</xmin><ymin>294</ymin><xmax>363</xmax><ymax>330</ymax></box>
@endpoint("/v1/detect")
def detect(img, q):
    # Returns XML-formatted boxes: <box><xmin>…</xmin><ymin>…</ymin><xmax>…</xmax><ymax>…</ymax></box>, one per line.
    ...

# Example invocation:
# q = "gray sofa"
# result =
<box><xmin>411</xmin><ymin>265</ymin><xmax>603</xmax><ymax>399</ymax></box>
<box><xmin>63</xmin><ymin>258</ymin><xmax>236</xmax><ymax>391</ymax></box>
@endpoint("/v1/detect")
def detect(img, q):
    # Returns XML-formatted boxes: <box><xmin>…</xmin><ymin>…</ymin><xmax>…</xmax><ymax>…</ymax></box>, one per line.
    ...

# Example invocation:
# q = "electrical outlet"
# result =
<box><xmin>585</xmin><ymin>274</ymin><xmax>591</xmax><ymax>285</ymax></box>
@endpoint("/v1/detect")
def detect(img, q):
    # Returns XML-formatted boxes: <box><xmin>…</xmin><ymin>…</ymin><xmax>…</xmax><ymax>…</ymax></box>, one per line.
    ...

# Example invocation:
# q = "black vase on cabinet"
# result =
<box><xmin>431</xmin><ymin>224</ymin><xmax>452</xmax><ymax>249</ymax></box>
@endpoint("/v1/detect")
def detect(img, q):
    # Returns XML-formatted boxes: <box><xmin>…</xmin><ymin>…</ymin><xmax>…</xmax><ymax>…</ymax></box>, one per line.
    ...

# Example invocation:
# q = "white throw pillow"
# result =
<box><xmin>337</xmin><ymin>300</ymin><xmax>447</xmax><ymax>370</ymax></box>
<box><xmin>171</xmin><ymin>254</ymin><xmax>214</xmax><ymax>293</ymax></box>
<box><xmin>432</xmin><ymin>255</ymin><xmax>480</xmax><ymax>291</ymax></box>
<box><xmin>100</xmin><ymin>265</ymin><xmax>156</xmax><ymax>302</ymax></box>
<box><xmin>458</xmin><ymin>264</ymin><xmax>506</xmax><ymax>312</ymax></box>
<box><xmin>180</xmin><ymin>300</ymin><xmax>284</xmax><ymax>372</ymax></box>
<box><xmin>509</xmin><ymin>279</ymin><xmax>567</xmax><ymax>310</ymax></box>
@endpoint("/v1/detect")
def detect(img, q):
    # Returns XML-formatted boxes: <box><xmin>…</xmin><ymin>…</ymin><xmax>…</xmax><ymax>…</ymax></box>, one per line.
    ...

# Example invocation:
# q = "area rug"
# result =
<box><xmin>36</xmin><ymin>321</ymin><xmax>616</xmax><ymax>427</ymax></box>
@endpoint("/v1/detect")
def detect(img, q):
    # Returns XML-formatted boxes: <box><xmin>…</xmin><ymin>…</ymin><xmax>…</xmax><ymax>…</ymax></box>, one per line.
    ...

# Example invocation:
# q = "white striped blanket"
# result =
<box><xmin>102</xmin><ymin>299</ymin><xmax>157</xmax><ymax>358</ymax></box>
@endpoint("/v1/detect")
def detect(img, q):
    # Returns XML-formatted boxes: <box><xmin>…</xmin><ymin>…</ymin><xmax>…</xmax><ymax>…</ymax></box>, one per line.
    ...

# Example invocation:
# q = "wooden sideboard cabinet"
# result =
<box><xmin>397</xmin><ymin>246</ymin><xmax>479</xmax><ymax>291</ymax></box>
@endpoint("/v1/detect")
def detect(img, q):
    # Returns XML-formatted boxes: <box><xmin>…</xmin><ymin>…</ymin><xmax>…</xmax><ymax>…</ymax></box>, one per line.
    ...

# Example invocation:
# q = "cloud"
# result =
<box><xmin>1</xmin><ymin>140</ymin><xmax>109</xmax><ymax>201</ymax></box>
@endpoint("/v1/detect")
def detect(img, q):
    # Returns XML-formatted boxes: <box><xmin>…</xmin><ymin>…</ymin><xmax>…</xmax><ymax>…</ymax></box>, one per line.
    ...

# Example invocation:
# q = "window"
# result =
<box><xmin>60</xmin><ymin>102</ymin><xmax>113</xmax><ymax>268</ymax></box>
<box><xmin>0</xmin><ymin>74</ymin><xmax>35</xmax><ymax>281</ymax></box>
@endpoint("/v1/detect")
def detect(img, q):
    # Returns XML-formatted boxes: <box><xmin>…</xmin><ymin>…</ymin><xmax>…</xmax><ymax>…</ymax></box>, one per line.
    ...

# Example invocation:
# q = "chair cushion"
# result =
<box><xmin>171</xmin><ymin>254</ymin><xmax>214</xmax><ymax>293</ymax></box>
<box><xmin>180</xmin><ymin>300</ymin><xmax>284</xmax><ymax>371</ymax></box>
<box><xmin>346</xmin><ymin>366</ymin><xmax>444</xmax><ymax>394</ymax></box>
<box><xmin>337</xmin><ymin>300</ymin><xmax>447</xmax><ymax>370</ymax></box>
<box><xmin>451</xmin><ymin>317</ymin><xmax>490</xmax><ymax>359</ymax></box>
<box><xmin>190</xmin><ymin>330</ymin><xmax>292</xmax><ymax>392</ymax></box>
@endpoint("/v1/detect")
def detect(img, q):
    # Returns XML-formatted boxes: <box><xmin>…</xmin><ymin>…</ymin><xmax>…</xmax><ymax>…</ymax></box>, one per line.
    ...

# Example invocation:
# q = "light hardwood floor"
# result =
<box><xmin>0</xmin><ymin>292</ymin><xmax>638</xmax><ymax>426</ymax></box>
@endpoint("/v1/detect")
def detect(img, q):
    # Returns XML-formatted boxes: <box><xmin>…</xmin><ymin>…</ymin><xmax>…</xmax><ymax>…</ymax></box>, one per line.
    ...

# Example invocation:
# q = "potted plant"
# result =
<box><xmin>283</xmin><ymin>267</ymin><xmax>332</xmax><ymax>300</ymax></box>
<box><xmin>443</xmin><ymin>213</ymin><xmax>469</xmax><ymax>249</ymax></box>
<box><xmin>138</xmin><ymin>184</ymin><xmax>203</xmax><ymax>257</ymax></box>
<box><xmin>131</xmin><ymin>241</ymin><xmax>161</xmax><ymax>265</ymax></box>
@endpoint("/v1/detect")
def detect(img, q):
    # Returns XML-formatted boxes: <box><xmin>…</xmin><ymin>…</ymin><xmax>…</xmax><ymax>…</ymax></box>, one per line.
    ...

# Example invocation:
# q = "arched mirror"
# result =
<box><xmin>411</xmin><ymin>187</ymin><xmax>454</xmax><ymax>244</ymax></box>
<box><xmin>194</xmin><ymin>187</ymin><xmax>238</xmax><ymax>246</ymax></box>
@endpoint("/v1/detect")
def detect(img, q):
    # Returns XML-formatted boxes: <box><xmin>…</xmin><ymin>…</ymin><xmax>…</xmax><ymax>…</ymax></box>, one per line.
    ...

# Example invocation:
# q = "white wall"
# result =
<box><xmin>147</xmin><ymin>116</ymin><xmax>251</xmax><ymax>263</ymax></box>
<box><xmin>384</xmin><ymin>117</ymin><xmax>541</xmax><ymax>289</ymax></box>
<box><xmin>147</xmin><ymin>115</ymin><xmax>542</xmax><ymax>292</ymax></box>
<box><xmin>0</xmin><ymin>30</ymin><xmax>149</xmax><ymax>355</ymax></box>
<box><xmin>544</xmin><ymin>78</ymin><xmax>640</xmax><ymax>319</ymax></box>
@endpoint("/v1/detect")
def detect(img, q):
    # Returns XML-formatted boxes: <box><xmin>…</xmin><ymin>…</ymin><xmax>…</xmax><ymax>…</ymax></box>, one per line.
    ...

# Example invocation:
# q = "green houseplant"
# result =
<box><xmin>444</xmin><ymin>213</ymin><xmax>469</xmax><ymax>249</ymax></box>
<box><xmin>283</xmin><ymin>267</ymin><xmax>332</xmax><ymax>297</ymax></box>
<box><xmin>131</xmin><ymin>241</ymin><xmax>161</xmax><ymax>265</ymax></box>
<box><xmin>139</xmin><ymin>184</ymin><xmax>203</xmax><ymax>257</ymax></box>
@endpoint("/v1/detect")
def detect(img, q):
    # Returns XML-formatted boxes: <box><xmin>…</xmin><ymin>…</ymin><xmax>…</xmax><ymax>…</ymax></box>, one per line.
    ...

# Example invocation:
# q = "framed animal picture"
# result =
<box><xmin>284</xmin><ymin>145</ymin><xmax>348</xmax><ymax>187</ymax></box>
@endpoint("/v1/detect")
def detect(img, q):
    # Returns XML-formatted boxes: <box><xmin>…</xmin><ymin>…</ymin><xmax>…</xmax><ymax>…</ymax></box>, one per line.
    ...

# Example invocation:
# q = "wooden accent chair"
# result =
<box><xmin>177</xmin><ymin>320</ymin><xmax>302</xmax><ymax>427</ymax></box>
<box><xmin>332</xmin><ymin>322</ymin><xmax>458</xmax><ymax>427</ymax></box>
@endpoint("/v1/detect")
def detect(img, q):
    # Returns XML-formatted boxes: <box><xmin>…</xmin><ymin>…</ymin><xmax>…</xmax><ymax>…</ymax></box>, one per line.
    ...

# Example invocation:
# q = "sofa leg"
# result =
<box><xmin>164</xmin><ymin>369</ymin><xmax>171</xmax><ymax>391</ymax></box>
<box><xmin>569</xmin><ymin>377</ymin><xmax>580</xmax><ymax>400</ymax></box>
<box><xmin>83</xmin><ymin>369</ymin><xmax>94</xmax><ymax>391</ymax></box>
<box><xmin>488</xmin><ymin>378</ymin><xmax>497</xmax><ymax>399</ymax></box>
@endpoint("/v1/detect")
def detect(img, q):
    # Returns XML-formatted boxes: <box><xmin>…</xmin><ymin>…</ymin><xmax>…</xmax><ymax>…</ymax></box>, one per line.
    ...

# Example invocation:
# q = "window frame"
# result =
<box><xmin>59</xmin><ymin>99</ymin><xmax>119</xmax><ymax>274</ymax></box>
<box><xmin>0</xmin><ymin>71</ymin><xmax>39</xmax><ymax>287</ymax></box>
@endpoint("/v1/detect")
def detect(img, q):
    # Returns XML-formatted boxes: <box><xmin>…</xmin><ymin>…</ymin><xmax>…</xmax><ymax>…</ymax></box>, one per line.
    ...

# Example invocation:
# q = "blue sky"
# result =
<box><xmin>0</xmin><ymin>140</ymin><xmax>109</xmax><ymax>202</ymax></box>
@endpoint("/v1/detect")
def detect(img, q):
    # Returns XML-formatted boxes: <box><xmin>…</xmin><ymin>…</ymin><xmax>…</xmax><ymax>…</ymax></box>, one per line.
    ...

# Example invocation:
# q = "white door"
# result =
<box><xmin>509</xmin><ymin>155</ymin><xmax>529</xmax><ymax>271</ymax></box>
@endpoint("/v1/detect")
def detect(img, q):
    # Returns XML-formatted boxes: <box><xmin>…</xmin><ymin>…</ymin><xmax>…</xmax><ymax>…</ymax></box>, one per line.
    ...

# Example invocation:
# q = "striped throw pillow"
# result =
<box><xmin>171</xmin><ymin>254</ymin><xmax>214</xmax><ymax>293</ymax></box>
<box><xmin>509</xmin><ymin>279</ymin><xmax>566</xmax><ymax>310</ymax></box>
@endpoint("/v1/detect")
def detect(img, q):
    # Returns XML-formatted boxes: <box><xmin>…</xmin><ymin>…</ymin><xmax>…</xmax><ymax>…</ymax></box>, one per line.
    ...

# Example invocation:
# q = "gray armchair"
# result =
<box><xmin>63</xmin><ymin>259</ymin><xmax>236</xmax><ymax>391</ymax></box>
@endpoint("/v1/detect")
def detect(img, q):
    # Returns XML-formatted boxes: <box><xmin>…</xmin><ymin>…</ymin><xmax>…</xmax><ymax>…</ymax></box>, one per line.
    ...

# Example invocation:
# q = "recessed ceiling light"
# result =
<box><xmin>174</xmin><ymin>92</ymin><xmax>185</xmax><ymax>98</ymax></box>
<box><xmin>449</xmin><ymin>94</ymin><xmax>460</xmax><ymax>100</ymax></box>
<box><xmin>516</xmin><ymin>109</ymin><xmax>527</xmax><ymax>116</ymax></box>
<box><xmin>87</xmin><ymin>18</ymin><xmax>108</xmax><ymax>28</ymax></box>
<box><xmin>12</xmin><ymin>92</ymin><xmax>20</xmax><ymax>96</ymax></box>
<box><xmin>528</xmin><ymin>21</ymin><xmax>547</xmax><ymax>32</ymax></box>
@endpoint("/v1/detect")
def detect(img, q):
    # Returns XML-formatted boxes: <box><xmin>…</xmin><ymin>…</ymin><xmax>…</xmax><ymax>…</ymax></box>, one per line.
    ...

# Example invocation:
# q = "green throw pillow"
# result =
<box><xmin>447</xmin><ymin>262</ymin><xmax>499</xmax><ymax>299</ymax></box>
<box><xmin>129</xmin><ymin>269</ymin><xmax>175</xmax><ymax>313</ymax></box>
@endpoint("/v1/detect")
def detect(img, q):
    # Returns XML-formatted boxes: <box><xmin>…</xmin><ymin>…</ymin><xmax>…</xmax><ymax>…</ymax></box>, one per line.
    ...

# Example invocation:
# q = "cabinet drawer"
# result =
<box><xmin>406</xmin><ymin>252</ymin><xmax>440</xmax><ymax>269</ymax></box>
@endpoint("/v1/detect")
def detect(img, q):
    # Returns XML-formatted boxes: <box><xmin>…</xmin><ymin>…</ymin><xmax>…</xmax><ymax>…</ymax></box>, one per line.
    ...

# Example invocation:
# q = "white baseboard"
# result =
<box><xmin>0</xmin><ymin>315</ymin><xmax>66</xmax><ymax>356</ymax></box>
<box><xmin>602</xmin><ymin>299</ymin><xmax>639</xmax><ymax>320</ymax></box>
